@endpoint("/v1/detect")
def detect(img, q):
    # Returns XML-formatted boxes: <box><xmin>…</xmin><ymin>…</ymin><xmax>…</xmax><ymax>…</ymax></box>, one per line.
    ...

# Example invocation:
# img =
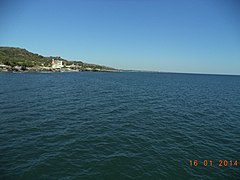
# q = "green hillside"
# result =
<box><xmin>0</xmin><ymin>47</ymin><xmax>114</xmax><ymax>70</ymax></box>
<box><xmin>0</xmin><ymin>47</ymin><xmax>53</xmax><ymax>67</ymax></box>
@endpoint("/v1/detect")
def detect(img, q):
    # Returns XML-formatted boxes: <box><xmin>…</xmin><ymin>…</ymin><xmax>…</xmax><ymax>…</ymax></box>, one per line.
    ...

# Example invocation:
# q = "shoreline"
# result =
<box><xmin>0</xmin><ymin>65</ymin><xmax>122</xmax><ymax>73</ymax></box>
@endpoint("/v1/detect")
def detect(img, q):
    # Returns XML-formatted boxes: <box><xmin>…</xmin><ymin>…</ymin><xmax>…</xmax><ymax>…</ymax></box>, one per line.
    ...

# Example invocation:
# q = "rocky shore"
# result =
<box><xmin>0</xmin><ymin>64</ymin><xmax>120</xmax><ymax>73</ymax></box>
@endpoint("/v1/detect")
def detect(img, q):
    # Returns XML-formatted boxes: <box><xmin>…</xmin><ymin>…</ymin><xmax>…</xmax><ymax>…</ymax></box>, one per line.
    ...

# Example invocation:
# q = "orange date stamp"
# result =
<box><xmin>189</xmin><ymin>160</ymin><xmax>238</xmax><ymax>167</ymax></box>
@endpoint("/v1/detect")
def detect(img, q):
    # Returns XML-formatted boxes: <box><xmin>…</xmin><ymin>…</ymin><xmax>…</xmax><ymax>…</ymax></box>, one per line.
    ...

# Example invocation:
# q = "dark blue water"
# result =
<box><xmin>0</xmin><ymin>72</ymin><xmax>240</xmax><ymax>179</ymax></box>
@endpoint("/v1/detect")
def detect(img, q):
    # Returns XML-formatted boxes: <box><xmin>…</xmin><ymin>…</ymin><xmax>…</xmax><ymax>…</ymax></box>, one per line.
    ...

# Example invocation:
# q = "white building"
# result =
<box><xmin>52</xmin><ymin>59</ymin><xmax>63</xmax><ymax>69</ymax></box>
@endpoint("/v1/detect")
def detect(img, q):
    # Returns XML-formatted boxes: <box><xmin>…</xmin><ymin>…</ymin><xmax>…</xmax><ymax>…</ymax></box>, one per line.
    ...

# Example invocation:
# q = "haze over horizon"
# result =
<box><xmin>0</xmin><ymin>0</ymin><xmax>240</xmax><ymax>75</ymax></box>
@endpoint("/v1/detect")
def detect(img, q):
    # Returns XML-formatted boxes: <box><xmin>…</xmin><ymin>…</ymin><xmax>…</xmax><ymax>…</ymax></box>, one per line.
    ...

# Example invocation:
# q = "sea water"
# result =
<box><xmin>0</xmin><ymin>72</ymin><xmax>240</xmax><ymax>179</ymax></box>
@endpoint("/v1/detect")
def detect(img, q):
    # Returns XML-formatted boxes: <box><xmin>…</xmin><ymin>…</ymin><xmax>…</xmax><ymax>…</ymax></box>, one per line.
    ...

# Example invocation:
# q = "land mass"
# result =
<box><xmin>0</xmin><ymin>47</ymin><xmax>120</xmax><ymax>72</ymax></box>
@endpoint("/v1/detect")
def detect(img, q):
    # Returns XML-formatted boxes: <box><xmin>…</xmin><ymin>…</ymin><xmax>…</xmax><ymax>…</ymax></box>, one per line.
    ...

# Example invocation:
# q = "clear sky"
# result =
<box><xmin>0</xmin><ymin>0</ymin><xmax>240</xmax><ymax>74</ymax></box>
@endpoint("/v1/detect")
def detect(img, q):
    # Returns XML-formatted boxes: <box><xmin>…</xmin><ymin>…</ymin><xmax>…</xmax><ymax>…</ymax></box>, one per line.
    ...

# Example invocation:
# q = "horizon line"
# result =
<box><xmin>1</xmin><ymin>45</ymin><xmax>239</xmax><ymax>76</ymax></box>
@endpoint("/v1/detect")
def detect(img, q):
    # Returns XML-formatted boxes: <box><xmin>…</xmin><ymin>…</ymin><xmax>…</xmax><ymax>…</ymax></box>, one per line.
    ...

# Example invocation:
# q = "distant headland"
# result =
<box><xmin>0</xmin><ymin>47</ymin><xmax>120</xmax><ymax>73</ymax></box>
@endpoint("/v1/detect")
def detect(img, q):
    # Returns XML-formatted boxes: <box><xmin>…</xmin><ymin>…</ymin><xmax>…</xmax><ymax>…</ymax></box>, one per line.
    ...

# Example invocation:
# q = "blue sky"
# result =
<box><xmin>0</xmin><ymin>0</ymin><xmax>240</xmax><ymax>74</ymax></box>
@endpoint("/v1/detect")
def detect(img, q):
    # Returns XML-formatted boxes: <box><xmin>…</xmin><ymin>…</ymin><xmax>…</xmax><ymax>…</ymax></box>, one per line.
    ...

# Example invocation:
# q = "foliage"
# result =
<box><xmin>0</xmin><ymin>46</ymin><xmax>115</xmax><ymax>70</ymax></box>
<box><xmin>0</xmin><ymin>47</ymin><xmax>50</xmax><ymax>67</ymax></box>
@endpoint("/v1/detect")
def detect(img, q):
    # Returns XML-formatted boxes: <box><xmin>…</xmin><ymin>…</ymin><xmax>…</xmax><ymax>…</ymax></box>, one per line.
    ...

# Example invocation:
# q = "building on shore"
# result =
<box><xmin>52</xmin><ymin>59</ymin><xmax>63</xmax><ymax>69</ymax></box>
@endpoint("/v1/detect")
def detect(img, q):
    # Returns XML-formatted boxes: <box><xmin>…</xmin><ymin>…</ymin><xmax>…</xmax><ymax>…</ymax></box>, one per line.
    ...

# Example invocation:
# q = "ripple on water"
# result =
<box><xmin>0</xmin><ymin>72</ymin><xmax>240</xmax><ymax>179</ymax></box>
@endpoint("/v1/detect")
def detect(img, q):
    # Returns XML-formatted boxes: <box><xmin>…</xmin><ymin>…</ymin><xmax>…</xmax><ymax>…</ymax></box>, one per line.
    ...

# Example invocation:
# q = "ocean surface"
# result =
<box><xmin>0</xmin><ymin>72</ymin><xmax>240</xmax><ymax>179</ymax></box>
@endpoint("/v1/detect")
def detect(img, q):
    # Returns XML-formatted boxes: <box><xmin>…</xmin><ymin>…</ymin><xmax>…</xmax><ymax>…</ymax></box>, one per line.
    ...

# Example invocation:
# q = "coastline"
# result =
<box><xmin>0</xmin><ymin>65</ymin><xmax>122</xmax><ymax>73</ymax></box>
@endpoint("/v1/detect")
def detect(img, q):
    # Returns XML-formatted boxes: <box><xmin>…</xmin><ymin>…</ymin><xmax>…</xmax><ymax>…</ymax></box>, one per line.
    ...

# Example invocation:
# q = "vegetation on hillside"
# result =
<box><xmin>0</xmin><ymin>47</ymin><xmax>115</xmax><ymax>70</ymax></box>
